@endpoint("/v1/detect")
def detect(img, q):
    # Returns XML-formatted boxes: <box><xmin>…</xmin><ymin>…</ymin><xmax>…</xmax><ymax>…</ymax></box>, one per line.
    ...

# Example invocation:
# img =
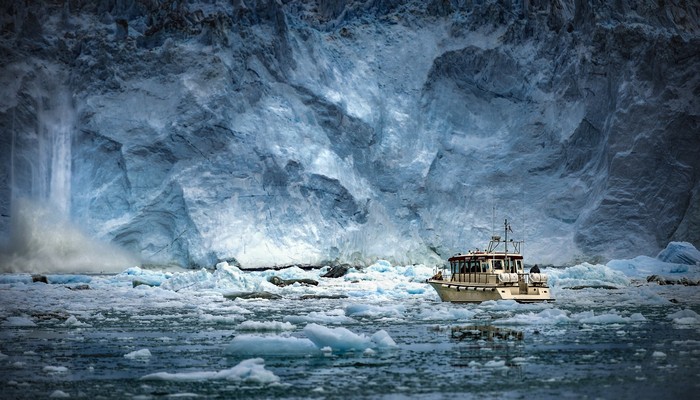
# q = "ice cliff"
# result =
<box><xmin>1</xmin><ymin>0</ymin><xmax>698</xmax><ymax>269</ymax></box>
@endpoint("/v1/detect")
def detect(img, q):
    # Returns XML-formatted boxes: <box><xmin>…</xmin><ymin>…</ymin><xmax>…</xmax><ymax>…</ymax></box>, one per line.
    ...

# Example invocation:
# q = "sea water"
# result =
<box><xmin>1</xmin><ymin>258</ymin><xmax>699</xmax><ymax>399</ymax></box>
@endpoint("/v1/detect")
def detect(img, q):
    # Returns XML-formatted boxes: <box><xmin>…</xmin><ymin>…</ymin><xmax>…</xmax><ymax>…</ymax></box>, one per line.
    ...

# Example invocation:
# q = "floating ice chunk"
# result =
<box><xmin>63</xmin><ymin>316</ymin><xmax>89</xmax><ymax>327</ymax></box>
<box><xmin>141</xmin><ymin>358</ymin><xmax>279</xmax><ymax>384</ymax></box>
<box><xmin>46</xmin><ymin>275</ymin><xmax>92</xmax><ymax>284</ymax></box>
<box><xmin>124</xmin><ymin>349</ymin><xmax>152</xmax><ymax>359</ymax></box>
<box><xmin>345</xmin><ymin>304</ymin><xmax>405</xmax><ymax>319</ymax></box>
<box><xmin>667</xmin><ymin>309</ymin><xmax>700</xmax><ymax>325</ymax></box>
<box><xmin>652</xmin><ymin>351</ymin><xmax>667</xmax><ymax>358</ymax></box>
<box><xmin>484</xmin><ymin>360</ymin><xmax>506</xmax><ymax>368</ymax></box>
<box><xmin>49</xmin><ymin>390</ymin><xmax>70</xmax><ymax>398</ymax></box>
<box><xmin>236</xmin><ymin>320</ymin><xmax>296</xmax><ymax>331</ymax></box>
<box><xmin>572</xmin><ymin>311</ymin><xmax>628</xmax><ymax>324</ymax></box>
<box><xmin>160</xmin><ymin>263</ymin><xmax>274</xmax><ymax>293</ymax></box>
<box><xmin>303</xmin><ymin>323</ymin><xmax>397</xmax><ymax>352</ymax></box>
<box><xmin>657</xmin><ymin>242</ymin><xmax>700</xmax><ymax>265</ymax></box>
<box><xmin>495</xmin><ymin>308</ymin><xmax>571</xmax><ymax>325</ymax></box>
<box><xmin>629</xmin><ymin>313</ymin><xmax>647</xmax><ymax>322</ymax></box>
<box><xmin>0</xmin><ymin>275</ymin><xmax>32</xmax><ymax>285</ymax></box>
<box><xmin>227</xmin><ymin>335</ymin><xmax>319</xmax><ymax>356</ymax></box>
<box><xmin>43</xmin><ymin>366</ymin><xmax>68</xmax><ymax>374</ymax></box>
<box><xmin>546</xmin><ymin>263</ymin><xmax>629</xmax><ymax>288</ymax></box>
<box><xmin>370</xmin><ymin>330</ymin><xmax>397</xmax><ymax>348</ymax></box>
<box><xmin>3</xmin><ymin>316</ymin><xmax>36</xmax><ymax>327</ymax></box>
<box><xmin>0</xmin><ymin>351</ymin><xmax>7</xmax><ymax>359</ymax></box>
<box><xmin>414</xmin><ymin>304</ymin><xmax>480</xmax><ymax>321</ymax></box>
<box><xmin>283</xmin><ymin>309</ymin><xmax>356</xmax><ymax>325</ymax></box>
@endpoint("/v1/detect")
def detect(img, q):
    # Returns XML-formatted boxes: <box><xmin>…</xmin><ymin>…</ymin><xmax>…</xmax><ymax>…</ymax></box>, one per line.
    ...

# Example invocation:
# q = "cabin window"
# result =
<box><xmin>482</xmin><ymin>262</ymin><xmax>489</xmax><ymax>272</ymax></box>
<box><xmin>516</xmin><ymin>260</ymin><xmax>522</xmax><ymax>271</ymax></box>
<box><xmin>494</xmin><ymin>260</ymin><xmax>502</xmax><ymax>270</ymax></box>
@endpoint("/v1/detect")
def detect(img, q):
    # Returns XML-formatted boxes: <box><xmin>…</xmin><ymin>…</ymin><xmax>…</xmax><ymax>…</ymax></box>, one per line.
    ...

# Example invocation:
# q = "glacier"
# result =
<box><xmin>0</xmin><ymin>0</ymin><xmax>699</xmax><ymax>270</ymax></box>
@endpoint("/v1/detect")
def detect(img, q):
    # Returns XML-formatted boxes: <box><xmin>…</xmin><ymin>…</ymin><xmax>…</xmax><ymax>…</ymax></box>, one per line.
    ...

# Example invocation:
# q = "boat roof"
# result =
<box><xmin>448</xmin><ymin>252</ymin><xmax>523</xmax><ymax>262</ymax></box>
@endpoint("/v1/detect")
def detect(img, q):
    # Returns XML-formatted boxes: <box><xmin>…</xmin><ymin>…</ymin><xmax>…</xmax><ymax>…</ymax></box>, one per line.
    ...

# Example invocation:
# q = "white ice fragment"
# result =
<box><xmin>227</xmin><ymin>335</ymin><xmax>319</xmax><ymax>356</ymax></box>
<box><xmin>652</xmin><ymin>351</ymin><xmax>667</xmax><ymax>358</ymax></box>
<box><xmin>303</xmin><ymin>323</ymin><xmax>397</xmax><ymax>352</ymax></box>
<box><xmin>370</xmin><ymin>330</ymin><xmax>397</xmax><ymax>348</ymax></box>
<box><xmin>629</xmin><ymin>313</ymin><xmax>646</xmax><ymax>322</ymax></box>
<box><xmin>484</xmin><ymin>360</ymin><xmax>506</xmax><ymax>368</ymax></box>
<box><xmin>124</xmin><ymin>349</ymin><xmax>152</xmax><ymax>359</ymax></box>
<box><xmin>141</xmin><ymin>358</ymin><xmax>279</xmax><ymax>384</ymax></box>
<box><xmin>63</xmin><ymin>316</ymin><xmax>89</xmax><ymax>327</ymax></box>
<box><xmin>236</xmin><ymin>320</ymin><xmax>296</xmax><ymax>331</ymax></box>
<box><xmin>43</xmin><ymin>366</ymin><xmax>68</xmax><ymax>374</ymax></box>
<box><xmin>49</xmin><ymin>390</ymin><xmax>70</xmax><ymax>398</ymax></box>
<box><xmin>3</xmin><ymin>316</ymin><xmax>36</xmax><ymax>327</ymax></box>
<box><xmin>667</xmin><ymin>309</ymin><xmax>700</xmax><ymax>325</ymax></box>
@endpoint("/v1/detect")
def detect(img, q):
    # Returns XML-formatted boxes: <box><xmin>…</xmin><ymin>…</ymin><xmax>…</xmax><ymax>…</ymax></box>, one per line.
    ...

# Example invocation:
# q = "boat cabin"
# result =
<box><xmin>447</xmin><ymin>235</ymin><xmax>525</xmax><ymax>284</ymax></box>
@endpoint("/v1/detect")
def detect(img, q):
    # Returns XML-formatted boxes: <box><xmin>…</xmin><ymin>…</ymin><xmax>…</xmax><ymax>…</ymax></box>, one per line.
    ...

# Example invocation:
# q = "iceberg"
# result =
<box><xmin>141</xmin><ymin>358</ymin><xmax>279</xmax><ymax>384</ymax></box>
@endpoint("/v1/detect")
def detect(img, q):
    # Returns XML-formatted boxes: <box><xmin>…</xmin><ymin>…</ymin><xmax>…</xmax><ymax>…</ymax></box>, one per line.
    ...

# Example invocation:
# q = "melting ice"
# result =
<box><xmin>1</xmin><ymin>242</ymin><xmax>699</xmax><ymax>398</ymax></box>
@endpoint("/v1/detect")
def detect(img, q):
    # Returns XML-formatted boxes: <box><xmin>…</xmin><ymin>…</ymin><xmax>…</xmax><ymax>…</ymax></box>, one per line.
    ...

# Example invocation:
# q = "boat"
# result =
<box><xmin>427</xmin><ymin>219</ymin><xmax>553</xmax><ymax>303</ymax></box>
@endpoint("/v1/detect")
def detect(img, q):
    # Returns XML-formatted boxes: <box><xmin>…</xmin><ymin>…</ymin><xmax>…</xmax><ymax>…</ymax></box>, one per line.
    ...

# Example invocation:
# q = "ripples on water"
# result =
<box><xmin>1</xmin><ymin>269</ymin><xmax>699</xmax><ymax>399</ymax></box>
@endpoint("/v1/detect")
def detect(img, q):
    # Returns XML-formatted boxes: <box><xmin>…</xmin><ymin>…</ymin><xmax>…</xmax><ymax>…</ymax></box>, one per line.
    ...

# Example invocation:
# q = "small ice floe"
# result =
<box><xmin>43</xmin><ymin>366</ymin><xmax>68</xmax><ymax>374</ymax></box>
<box><xmin>652</xmin><ymin>351</ymin><xmax>667</xmax><ymax>358</ymax></box>
<box><xmin>345</xmin><ymin>304</ymin><xmax>405</xmax><ymax>319</ymax></box>
<box><xmin>227</xmin><ymin>335</ymin><xmax>319</xmax><ymax>356</ymax></box>
<box><xmin>141</xmin><ymin>358</ymin><xmax>279</xmax><ymax>384</ymax></box>
<box><xmin>63</xmin><ymin>316</ymin><xmax>90</xmax><ymax>327</ymax></box>
<box><xmin>236</xmin><ymin>320</ymin><xmax>296</xmax><ymax>331</ymax></box>
<box><xmin>303</xmin><ymin>323</ymin><xmax>397</xmax><ymax>352</ymax></box>
<box><xmin>0</xmin><ymin>351</ymin><xmax>8</xmax><ymax>359</ymax></box>
<box><xmin>124</xmin><ymin>349</ymin><xmax>152</xmax><ymax>359</ymax></box>
<box><xmin>3</xmin><ymin>316</ymin><xmax>36</xmax><ymax>327</ymax></box>
<box><xmin>283</xmin><ymin>309</ymin><xmax>356</xmax><ymax>325</ymax></box>
<box><xmin>667</xmin><ymin>309</ymin><xmax>700</xmax><ymax>325</ymax></box>
<box><xmin>49</xmin><ymin>390</ymin><xmax>70</xmax><ymax>398</ymax></box>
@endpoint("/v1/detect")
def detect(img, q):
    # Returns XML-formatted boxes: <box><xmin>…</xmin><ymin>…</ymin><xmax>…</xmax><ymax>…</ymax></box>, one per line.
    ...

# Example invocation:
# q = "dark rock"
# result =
<box><xmin>115</xmin><ymin>18</ymin><xmax>128</xmax><ymax>41</ymax></box>
<box><xmin>299</xmin><ymin>294</ymin><xmax>348</xmax><ymax>300</ymax></box>
<box><xmin>224</xmin><ymin>291</ymin><xmax>282</xmax><ymax>300</ymax></box>
<box><xmin>268</xmin><ymin>275</ymin><xmax>319</xmax><ymax>287</ymax></box>
<box><xmin>321</xmin><ymin>264</ymin><xmax>350</xmax><ymax>278</ymax></box>
<box><xmin>67</xmin><ymin>284</ymin><xmax>90</xmax><ymax>290</ymax></box>
<box><xmin>133</xmin><ymin>280</ymin><xmax>157</xmax><ymax>288</ymax></box>
<box><xmin>564</xmin><ymin>285</ymin><xmax>619</xmax><ymax>290</ymax></box>
<box><xmin>31</xmin><ymin>275</ymin><xmax>48</xmax><ymax>284</ymax></box>
<box><xmin>647</xmin><ymin>275</ymin><xmax>699</xmax><ymax>286</ymax></box>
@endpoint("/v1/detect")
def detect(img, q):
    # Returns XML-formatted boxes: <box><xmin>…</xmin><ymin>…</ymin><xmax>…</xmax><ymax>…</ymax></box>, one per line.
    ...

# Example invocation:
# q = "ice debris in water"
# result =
<box><xmin>49</xmin><ymin>390</ymin><xmax>70</xmax><ymax>398</ymax></box>
<box><xmin>283</xmin><ymin>309</ymin><xmax>357</xmax><ymax>325</ymax></box>
<box><xmin>236</xmin><ymin>320</ymin><xmax>296</xmax><ymax>331</ymax></box>
<box><xmin>227</xmin><ymin>323</ymin><xmax>397</xmax><ymax>356</ymax></box>
<box><xmin>227</xmin><ymin>335</ymin><xmax>320</xmax><ymax>356</ymax></box>
<box><xmin>667</xmin><ymin>309</ymin><xmax>700</xmax><ymax>325</ymax></box>
<box><xmin>496</xmin><ymin>309</ymin><xmax>647</xmax><ymax>325</ymax></box>
<box><xmin>141</xmin><ymin>358</ymin><xmax>279</xmax><ymax>383</ymax></box>
<box><xmin>303</xmin><ymin>323</ymin><xmax>397</xmax><ymax>352</ymax></box>
<box><xmin>545</xmin><ymin>263</ymin><xmax>630</xmax><ymax>289</ymax></box>
<box><xmin>124</xmin><ymin>349</ymin><xmax>152</xmax><ymax>359</ymax></box>
<box><xmin>3</xmin><ymin>316</ymin><xmax>36</xmax><ymax>327</ymax></box>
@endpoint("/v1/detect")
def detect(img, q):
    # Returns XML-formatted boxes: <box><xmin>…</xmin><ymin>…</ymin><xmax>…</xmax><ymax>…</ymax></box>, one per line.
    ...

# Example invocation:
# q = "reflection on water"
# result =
<box><xmin>451</xmin><ymin>325</ymin><xmax>524</xmax><ymax>342</ymax></box>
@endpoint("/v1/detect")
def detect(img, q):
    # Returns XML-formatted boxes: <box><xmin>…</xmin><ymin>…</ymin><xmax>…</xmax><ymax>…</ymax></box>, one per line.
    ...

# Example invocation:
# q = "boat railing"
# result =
<box><xmin>449</xmin><ymin>272</ymin><xmax>542</xmax><ymax>286</ymax></box>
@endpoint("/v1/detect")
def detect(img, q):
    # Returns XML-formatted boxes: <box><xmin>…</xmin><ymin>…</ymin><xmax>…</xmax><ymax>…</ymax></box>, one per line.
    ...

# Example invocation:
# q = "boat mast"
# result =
<box><xmin>504</xmin><ymin>218</ymin><xmax>508</xmax><ymax>257</ymax></box>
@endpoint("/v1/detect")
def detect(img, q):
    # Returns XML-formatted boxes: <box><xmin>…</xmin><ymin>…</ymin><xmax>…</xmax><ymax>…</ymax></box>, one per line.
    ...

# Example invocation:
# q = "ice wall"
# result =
<box><xmin>0</xmin><ymin>0</ymin><xmax>698</xmax><ymax>269</ymax></box>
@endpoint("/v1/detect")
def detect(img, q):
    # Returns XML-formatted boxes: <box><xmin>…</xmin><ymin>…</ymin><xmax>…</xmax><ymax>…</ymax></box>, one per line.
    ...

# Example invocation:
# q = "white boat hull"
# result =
<box><xmin>427</xmin><ymin>280</ymin><xmax>553</xmax><ymax>303</ymax></box>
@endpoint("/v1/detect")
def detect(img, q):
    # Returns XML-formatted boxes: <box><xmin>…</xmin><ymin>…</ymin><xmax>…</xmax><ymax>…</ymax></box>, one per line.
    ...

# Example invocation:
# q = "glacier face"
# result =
<box><xmin>0</xmin><ymin>0</ymin><xmax>698</xmax><ymax>269</ymax></box>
